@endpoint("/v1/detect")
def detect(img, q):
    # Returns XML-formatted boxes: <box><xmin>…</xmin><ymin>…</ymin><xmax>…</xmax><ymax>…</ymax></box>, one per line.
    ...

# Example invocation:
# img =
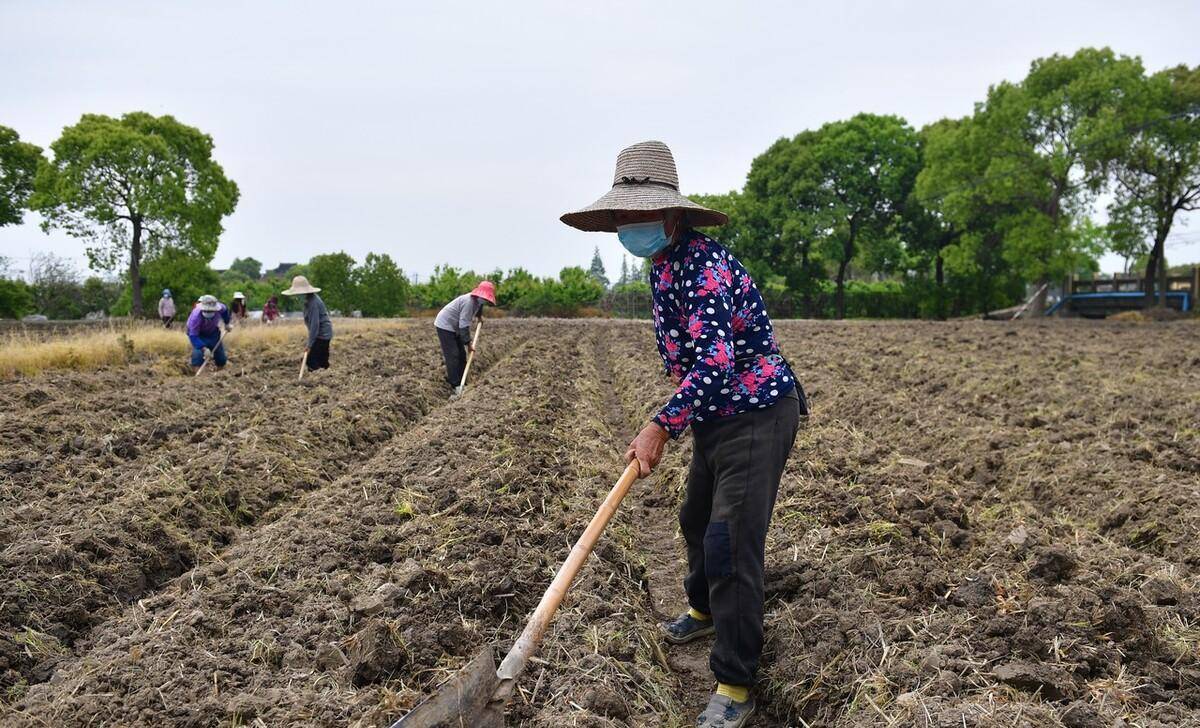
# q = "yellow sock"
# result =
<box><xmin>687</xmin><ymin>607</ymin><xmax>711</xmax><ymax>621</ymax></box>
<box><xmin>717</xmin><ymin>683</ymin><xmax>750</xmax><ymax>703</ymax></box>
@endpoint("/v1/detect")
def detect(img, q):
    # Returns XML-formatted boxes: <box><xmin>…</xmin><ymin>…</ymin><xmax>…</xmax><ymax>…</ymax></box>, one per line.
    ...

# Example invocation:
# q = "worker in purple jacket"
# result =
<box><xmin>187</xmin><ymin>294</ymin><xmax>232</xmax><ymax>370</ymax></box>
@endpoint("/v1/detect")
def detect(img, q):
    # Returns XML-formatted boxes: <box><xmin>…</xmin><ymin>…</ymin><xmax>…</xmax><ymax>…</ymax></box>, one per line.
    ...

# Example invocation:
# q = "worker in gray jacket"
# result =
<box><xmin>282</xmin><ymin>275</ymin><xmax>334</xmax><ymax>370</ymax></box>
<box><xmin>435</xmin><ymin>280</ymin><xmax>496</xmax><ymax>388</ymax></box>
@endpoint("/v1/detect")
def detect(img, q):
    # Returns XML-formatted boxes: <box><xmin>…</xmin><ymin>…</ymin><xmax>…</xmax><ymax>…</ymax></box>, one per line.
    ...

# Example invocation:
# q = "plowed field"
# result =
<box><xmin>2</xmin><ymin>318</ymin><xmax>1198</xmax><ymax>727</ymax></box>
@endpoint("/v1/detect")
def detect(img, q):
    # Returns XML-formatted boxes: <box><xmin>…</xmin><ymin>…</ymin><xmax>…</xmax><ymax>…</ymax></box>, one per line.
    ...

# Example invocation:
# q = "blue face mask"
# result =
<box><xmin>616</xmin><ymin>220</ymin><xmax>672</xmax><ymax>258</ymax></box>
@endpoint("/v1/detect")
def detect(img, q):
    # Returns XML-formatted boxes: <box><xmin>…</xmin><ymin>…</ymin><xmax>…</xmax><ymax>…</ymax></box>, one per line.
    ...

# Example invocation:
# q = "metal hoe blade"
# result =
<box><xmin>389</xmin><ymin>648</ymin><xmax>504</xmax><ymax>728</ymax></box>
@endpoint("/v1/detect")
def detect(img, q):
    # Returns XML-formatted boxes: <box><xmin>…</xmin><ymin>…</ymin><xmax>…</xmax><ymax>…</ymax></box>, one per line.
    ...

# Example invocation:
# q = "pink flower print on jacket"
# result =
<box><xmin>648</xmin><ymin>230</ymin><xmax>798</xmax><ymax>438</ymax></box>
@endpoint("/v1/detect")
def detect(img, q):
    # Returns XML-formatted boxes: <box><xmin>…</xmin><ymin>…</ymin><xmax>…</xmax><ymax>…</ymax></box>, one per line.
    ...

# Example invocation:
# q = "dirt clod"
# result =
<box><xmin>1028</xmin><ymin>545</ymin><xmax>1076</xmax><ymax>583</ymax></box>
<box><xmin>993</xmin><ymin>661</ymin><xmax>1078</xmax><ymax>700</ymax></box>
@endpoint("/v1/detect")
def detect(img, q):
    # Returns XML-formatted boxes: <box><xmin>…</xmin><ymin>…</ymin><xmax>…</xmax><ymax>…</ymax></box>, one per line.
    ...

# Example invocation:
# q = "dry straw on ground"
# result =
<box><xmin>0</xmin><ymin>319</ymin><xmax>400</xmax><ymax>377</ymax></box>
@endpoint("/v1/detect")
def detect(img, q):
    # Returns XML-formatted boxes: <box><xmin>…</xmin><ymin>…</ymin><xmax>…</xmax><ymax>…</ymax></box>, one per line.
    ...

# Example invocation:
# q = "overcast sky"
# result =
<box><xmin>2</xmin><ymin>0</ymin><xmax>1198</xmax><ymax>284</ymax></box>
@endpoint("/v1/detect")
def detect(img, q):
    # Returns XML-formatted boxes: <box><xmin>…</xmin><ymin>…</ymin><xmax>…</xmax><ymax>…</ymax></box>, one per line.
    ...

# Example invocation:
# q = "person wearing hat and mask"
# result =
<box><xmin>187</xmin><ymin>294</ymin><xmax>232</xmax><ymax>370</ymax></box>
<box><xmin>562</xmin><ymin>141</ymin><xmax>807</xmax><ymax>728</ymax></box>
<box><xmin>281</xmin><ymin>275</ymin><xmax>333</xmax><ymax>371</ymax></box>
<box><xmin>229</xmin><ymin>292</ymin><xmax>249</xmax><ymax>325</ymax></box>
<box><xmin>158</xmin><ymin>289</ymin><xmax>176</xmax><ymax>328</ymax></box>
<box><xmin>434</xmin><ymin>281</ymin><xmax>496</xmax><ymax>390</ymax></box>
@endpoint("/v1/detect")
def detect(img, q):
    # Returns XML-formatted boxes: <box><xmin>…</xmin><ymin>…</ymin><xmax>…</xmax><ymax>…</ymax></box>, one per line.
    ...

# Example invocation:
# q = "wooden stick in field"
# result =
<box><xmin>456</xmin><ymin>320</ymin><xmax>483</xmax><ymax>395</ymax></box>
<box><xmin>194</xmin><ymin>329</ymin><xmax>228</xmax><ymax>377</ymax></box>
<box><xmin>298</xmin><ymin>350</ymin><xmax>309</xmax><ymax>381</ymax></box>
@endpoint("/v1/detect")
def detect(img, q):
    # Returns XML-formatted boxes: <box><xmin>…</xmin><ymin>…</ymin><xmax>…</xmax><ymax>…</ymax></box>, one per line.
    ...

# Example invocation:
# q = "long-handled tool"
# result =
<box><xmin>194</xmin><ymin>329</ymin><xmax>229</xmax><ymax>377</ymax></box>
<box><xmin>298</xmin><ymin>349</ymin><xmax>309</xmax><ymax>381</ymax></box>
<box><xmin>390</xmin><ymin>459</ymin><xmax>641</xmax><ymax>728</ymax></box>
<box><xmin>455</xmin><ymin>319</ymin><xmax>484</xmax><ymax>396</ymax></box>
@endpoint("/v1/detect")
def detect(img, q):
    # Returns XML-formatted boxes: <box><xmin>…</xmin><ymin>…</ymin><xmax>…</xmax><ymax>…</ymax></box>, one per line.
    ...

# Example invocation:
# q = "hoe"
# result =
<box><xmin>194</xmin><ymin>329</ymin><xmax>229</xmax><ymax>377</ymax></box>
<box><xmin>389</xmin><ymin>459</ymin><xmax>641</xmax><ymax>727</ymax></box>
<box><xmin>455</xmin><ymin>319</ymin><xmax>484</xmax><ymax>397</ymax></box>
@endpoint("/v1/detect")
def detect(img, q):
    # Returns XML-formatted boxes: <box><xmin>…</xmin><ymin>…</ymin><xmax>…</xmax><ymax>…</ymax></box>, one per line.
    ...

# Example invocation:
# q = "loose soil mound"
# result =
<box><xmin>3</xmin><ymin>319</ymin><xmax>1198</xmax><ymax>727</ymax></box>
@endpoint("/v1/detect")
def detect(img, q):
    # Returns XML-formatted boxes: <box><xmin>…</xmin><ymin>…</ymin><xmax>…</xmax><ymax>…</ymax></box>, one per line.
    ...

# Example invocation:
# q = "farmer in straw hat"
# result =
<box><xmin>187</xmin><ymin>294</ymin><xmax>232</xmax><ymax>371</ymax></box>
<box><xmin>229</xmin><ymin>291</ymin><xmax>249</xmax><ymax>325</ymax></box>
<box><xmin>562</xmin><ymin>141</ymin><xmax>807</xmax><ymax>728</ymax></box>
<box><xmin>434</xmin><ymin>281</ymin><xmax>496</xmax><ymax>392</ymax></box>
<box><xmin>281</xmin><ymin>275</ymin><xmax>334</xmax><ymax>371</ymax></box>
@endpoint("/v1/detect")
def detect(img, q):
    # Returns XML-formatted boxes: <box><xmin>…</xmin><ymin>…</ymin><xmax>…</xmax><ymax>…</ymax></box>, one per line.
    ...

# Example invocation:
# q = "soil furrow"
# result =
<box><xmin>0</xmin><ymin>321</ymin><xmax>528</xmax><ymax>701</ymax></box>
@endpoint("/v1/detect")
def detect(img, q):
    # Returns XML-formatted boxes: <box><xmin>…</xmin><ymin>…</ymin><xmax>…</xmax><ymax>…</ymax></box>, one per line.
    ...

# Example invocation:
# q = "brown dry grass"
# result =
<box><xmin>0</xmin><ymin>318</ymin><xmax>404</xmax><ymax>377</ymax></box>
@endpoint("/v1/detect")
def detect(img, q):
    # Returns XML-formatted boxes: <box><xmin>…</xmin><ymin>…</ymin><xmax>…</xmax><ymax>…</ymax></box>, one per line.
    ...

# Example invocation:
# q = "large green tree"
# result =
<box><xmin>0</xmin><ymin>125</ymin><xmax>42</xmax><ymax>227</ymax></box>
<box><xmin>306</xmin><ymin>252</ymin><xmax>358</xmax><ymax>313</ymax></box>
<box><xmin>229</xmin><ymin>256</ymin><xmax>262</xmax><ymax>280</ymax></box>
<box><xmin>934</xmin><ymin>49</ymin><xmax>1141</xmax><ymax>313</ymax></box>
<box><xmin>29</xmin><ymin>112</ymin><xmax>239</xmax><ymax>317</ymax></box>
<box><xmin>810</xmin><ymin>114</ymin><xmax>920</xmax><ymax>318</ymax></box>
<box><xmin>1104</xmin><ymin>64</ymin><xmax>1200</xmax><ymax>306</ymax></box>
<box><xmin>355</xmin><ymin>252</ymin><xmax>409</xmax><ymax>316</ymax></box>
<box><xmin>916</xmin><ymin>117</ymin><xmax>1024</xmax><ymax>316</ymax></box>
<box><xmin>736</xmin><ymin>133</ymin><xmax>829</xmax><ymax>315</ymax></box>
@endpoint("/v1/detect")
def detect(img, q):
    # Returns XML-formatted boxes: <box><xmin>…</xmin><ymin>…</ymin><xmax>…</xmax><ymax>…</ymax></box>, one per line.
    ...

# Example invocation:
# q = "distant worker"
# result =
<box><xmin>282</xmin><ymin>275</ymin><xmax>333</xmax><ymax>371</ymax></box>
<box><xmin>187</xmin><ymin>294</ymin><xmax>232</xmax><ymax>371</ymax></box>
<box><xmin>230</xmin><ymin>292</ymin><xmax>248</xmax><ymax>324</ymax></box>
<box><xmin>262</xmin><ymin>295</ymin><xmax>281</xmax><ymax>324</ymax></box>
<box><xmin>158</xmin><ymin>289</ymin><xmax>176</xmax><ymax>328</ymax></box>
<box><xmin>434</xmin><ymin>281</ymin><xmax>496</xmax><ymax>389</ymax></box>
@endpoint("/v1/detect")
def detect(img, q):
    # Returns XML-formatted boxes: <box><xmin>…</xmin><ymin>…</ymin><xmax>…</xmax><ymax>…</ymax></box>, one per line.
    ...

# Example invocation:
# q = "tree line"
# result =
<box><xmin>691</xmin><ymin>47</ymin><xmax>1200</xmax><ymax>318</ymax></box>
<box><xmin>0</xmin><ymin>248</ymin><xmax>621</xmax><ymax>320</ymax></box>
<box><xmin>2</xmin><ymin>48</ymin><xmax>1196</xmax><ymax>321</ymax></box>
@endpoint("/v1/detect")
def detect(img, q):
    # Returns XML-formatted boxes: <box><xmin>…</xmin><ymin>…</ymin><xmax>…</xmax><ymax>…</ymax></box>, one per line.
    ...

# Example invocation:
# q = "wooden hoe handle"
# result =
<box><xmin>495</xmin><ymin>459</ymin><xmax>641</xmax><ymax>683</ymax></box>
<box><xmin>195</xmin><ymin>329</ymin><xmax>228</xmax><ymax>377</ymax></box>
<box><xmin>298</xmin><ymin>350</ymin><xmax>309</xmax><ymax>381</ymax></box>
<box><xmin>457</xmin><ymin>320</ymin><xmax>484</xmax><ymax>392</ymax></box>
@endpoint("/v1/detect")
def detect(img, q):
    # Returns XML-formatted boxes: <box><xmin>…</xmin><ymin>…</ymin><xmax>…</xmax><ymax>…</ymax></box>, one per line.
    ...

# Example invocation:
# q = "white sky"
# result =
<box><xmin>2</xmin><ymin>0</ymin><xmax>1198</xmax><ymax>282</ymax></box>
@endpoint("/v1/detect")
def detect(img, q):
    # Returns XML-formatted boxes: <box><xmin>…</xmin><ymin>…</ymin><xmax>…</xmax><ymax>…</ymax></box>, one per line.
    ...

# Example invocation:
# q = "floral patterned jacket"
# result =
<box><xmin>649</xmin><ymin>230</ymin><xmax>796</xmax><ymax>438</ymax></box>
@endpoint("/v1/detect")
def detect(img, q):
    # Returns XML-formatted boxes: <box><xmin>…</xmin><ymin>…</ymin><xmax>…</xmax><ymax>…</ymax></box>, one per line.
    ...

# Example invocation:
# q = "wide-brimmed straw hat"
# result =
<box><xmin>281</xmin><ymin>275</ymin><xmax>321</xmax><ymax>295</ymax></box>
<box><xmin>560</xmin><ymin>140</ymin><xmax>728</xmax><ymax>233</ymax></box>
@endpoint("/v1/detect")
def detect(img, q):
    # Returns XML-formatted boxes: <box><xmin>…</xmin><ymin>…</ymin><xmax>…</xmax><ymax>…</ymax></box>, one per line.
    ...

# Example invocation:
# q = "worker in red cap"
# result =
<box><xmin>434</xmin><ymin>281</ymin><xmax>496</xmax><ymax>390</ymax></box>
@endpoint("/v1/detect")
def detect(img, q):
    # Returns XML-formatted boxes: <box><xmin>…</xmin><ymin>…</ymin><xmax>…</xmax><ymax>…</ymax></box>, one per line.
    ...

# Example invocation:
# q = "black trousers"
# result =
<box><xmin>308</xmin><ymin>338</ymin><xmax>331</xmax><ymax>370</ymax></box>
<box><xmin>681</xmin><ymin>388</ymin><xmax>803</xmax><ymax>686</ymax></box>
<box><xmin>436</xmin><ymin>326</ymin><xmax>466</xmax><ymax>387</ymax></box>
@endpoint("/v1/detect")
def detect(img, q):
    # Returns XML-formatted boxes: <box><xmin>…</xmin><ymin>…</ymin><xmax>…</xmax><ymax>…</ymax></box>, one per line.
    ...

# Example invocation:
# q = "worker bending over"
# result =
<box><xmin>187</xmin><ymin>294</ymin><xmax>232</xmax><ymax>371</ymax></box>
<box><xmin>434</xmin><ymin>281</ymin><xmax>496</xmax><ymax>390</ymax></box>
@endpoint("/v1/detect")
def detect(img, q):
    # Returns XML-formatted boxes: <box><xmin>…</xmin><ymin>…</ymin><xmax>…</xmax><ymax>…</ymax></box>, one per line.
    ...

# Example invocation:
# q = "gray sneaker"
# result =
<box><xmin>662</xmin><ymin>611</ymin><xmax>716</xmax><ymax>645</ymax></box>
<box><xmin>696</xmin><ymin>693</ymin><xmax>756</xmax><ymax>727</ymax></box>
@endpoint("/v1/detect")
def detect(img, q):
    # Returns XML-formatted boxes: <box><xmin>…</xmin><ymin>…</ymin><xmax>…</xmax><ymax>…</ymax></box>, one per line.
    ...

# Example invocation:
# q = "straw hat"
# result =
<box><xmin>281</xmin><ymin>275</ymin><xmax>321</xmax><ymax>295</ymax></box>
<box><xmin>198</xmin><ymin>294</ymin><xmax>220</xmax><ymax>312</ymax></box>
<box><xmin>233</xmin><ymin>291</ymin><xmax>245</xmax><ymax>300</ymax></box>
<box><xmin>560</xmin><ymin>141</ymin><xmax>728</xmax><ymax>233</ymax></box>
